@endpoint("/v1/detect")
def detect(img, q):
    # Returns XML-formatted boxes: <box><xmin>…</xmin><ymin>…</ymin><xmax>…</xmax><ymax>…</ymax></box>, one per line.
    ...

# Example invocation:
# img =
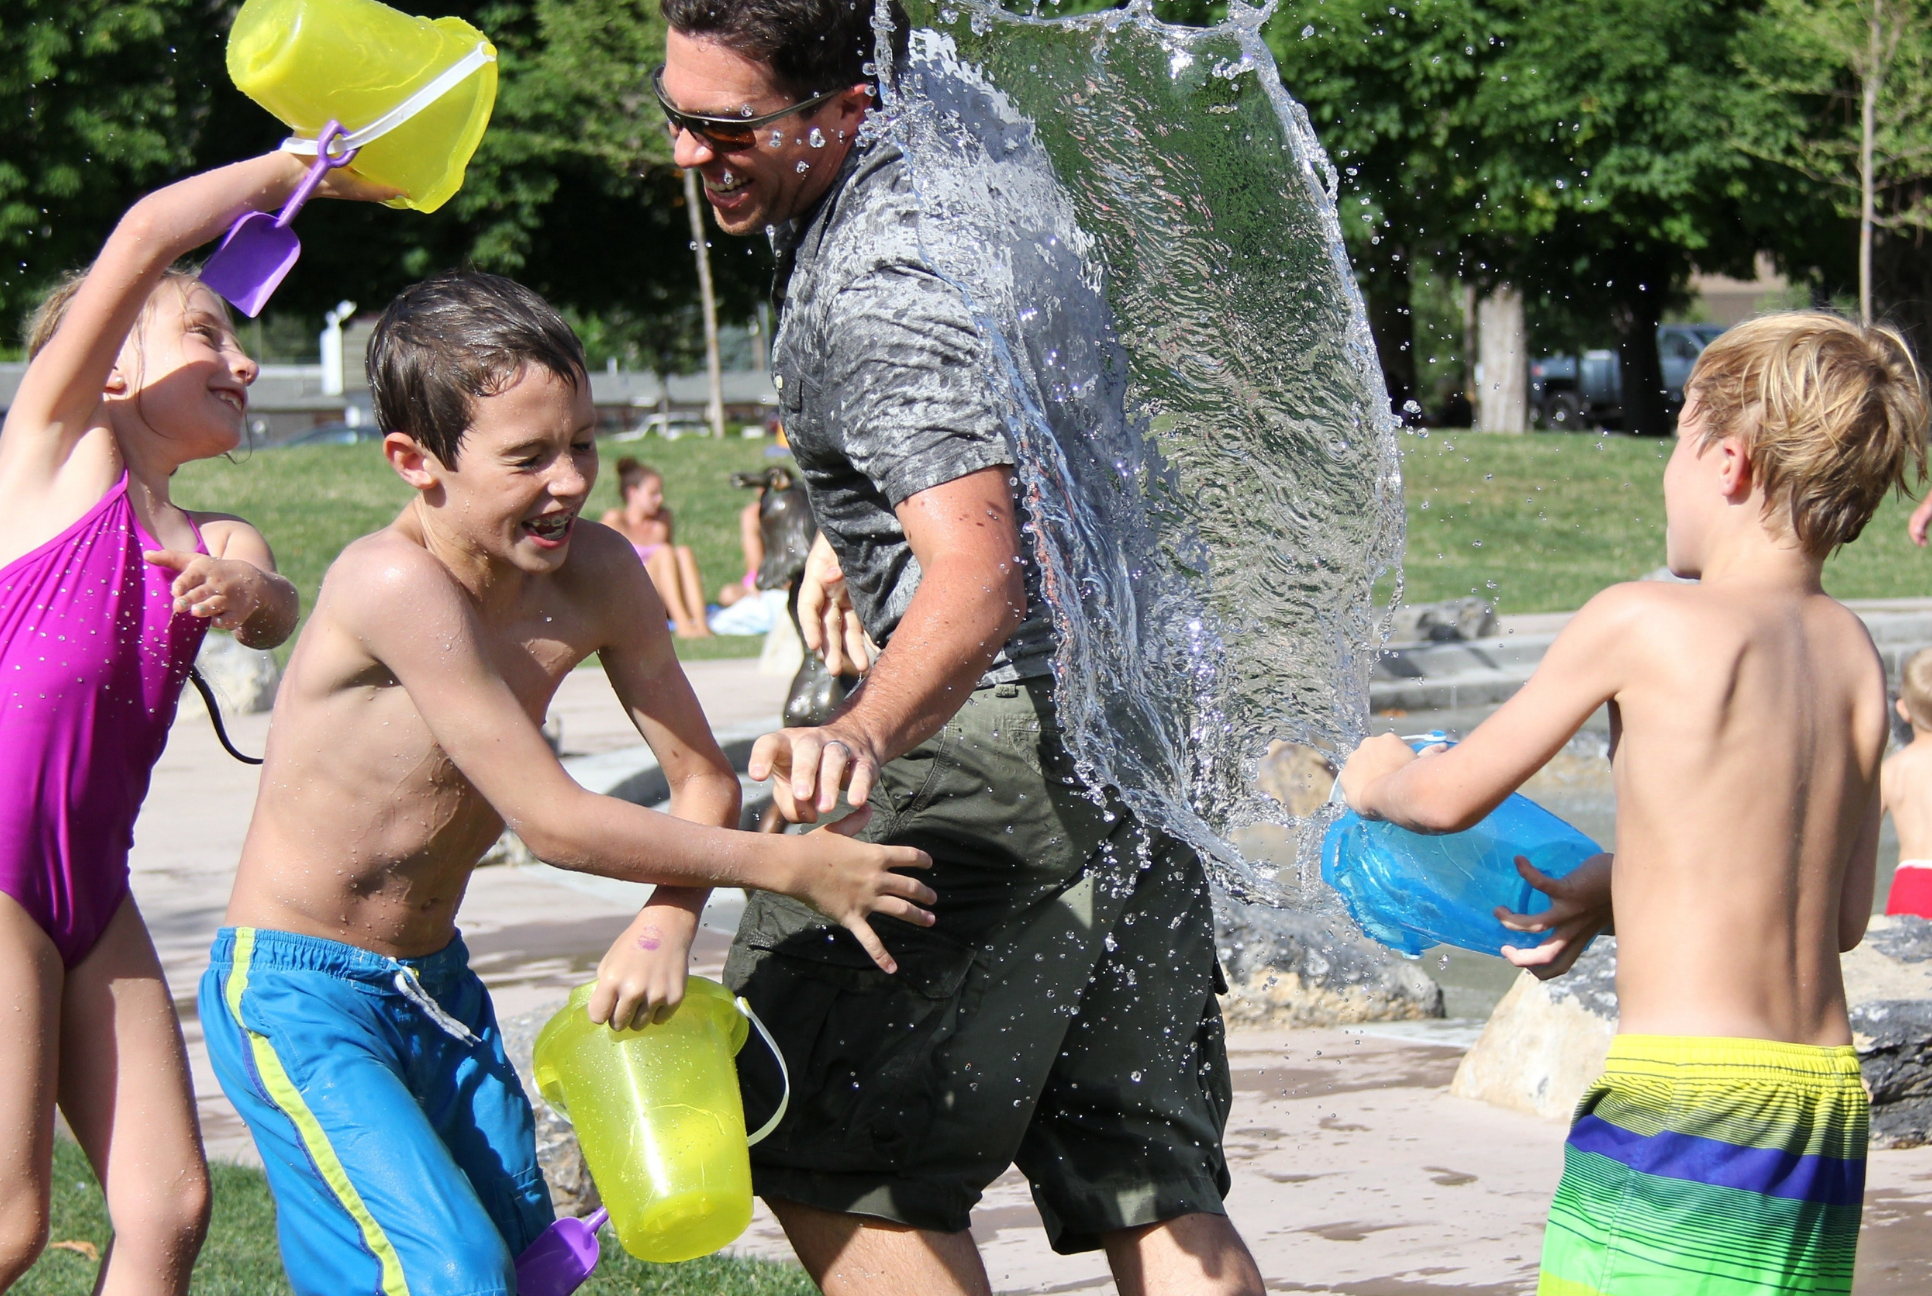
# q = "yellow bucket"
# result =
<box><xmin>532</xmin><ymin>977</ymin><xmax>789</xmax><ymax>1264</ymax></box>
<box><xmin>226</xmin><ymin>0</ymin><xmax>497</xmax><ymax>213</ymax></box>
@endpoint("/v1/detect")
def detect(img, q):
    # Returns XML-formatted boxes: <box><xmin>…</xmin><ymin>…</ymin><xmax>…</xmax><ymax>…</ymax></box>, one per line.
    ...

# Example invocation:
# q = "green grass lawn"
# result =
<box><xmin>170</xmin><ymin>428</ymin><xmax>1932</xmax><ymax>670</ymax></box>
<box><xmin>17</xmin><ymin>1138</ymin><xmax>815</xmax><ymax>1294</ymax></box>
<box><xmin>1393</xmin><ymin>429</ymin><xmax>1932</xmax><ymax>612</ymax></box>
<box><xmin>173</xmin><ymin>435</ymin><xmax>783</xmax><ymax>662</ymax></box>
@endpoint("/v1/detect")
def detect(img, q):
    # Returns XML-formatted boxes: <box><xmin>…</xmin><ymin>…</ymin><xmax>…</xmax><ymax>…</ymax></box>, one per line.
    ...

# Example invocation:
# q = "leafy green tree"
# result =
<box><xmin>0</xmin><ymin>0</ymin><xmax>769</xmax><ymax>354</ymax></box>
<box><xmin>1266</xmin><ymin>1</ymin><xmax>1492</xmax><ymax>418</ymax></box>
<box><xmin>0</xmin><ymin>0</ymin><xmax>225</xmax><ymax>330</ymax></box>
<box><xmin>1734</xmin><ymin>0</ymin><xmax>1932</xmax><ymax>323</ymax></box>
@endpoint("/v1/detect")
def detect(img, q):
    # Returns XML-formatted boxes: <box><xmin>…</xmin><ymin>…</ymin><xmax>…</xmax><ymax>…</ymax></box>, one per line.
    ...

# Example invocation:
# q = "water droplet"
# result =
<box><xmin>808</xmin><ymin>127</ymin><xmax>826</xmax><ymax>148</ymax></box>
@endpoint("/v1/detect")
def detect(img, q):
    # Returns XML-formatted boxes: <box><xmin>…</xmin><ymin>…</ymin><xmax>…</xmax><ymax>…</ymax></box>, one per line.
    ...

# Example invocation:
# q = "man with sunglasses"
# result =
<box><xmin>656</xmin><ymin>2</ymin><xmax>1261</xmax><ymax>1292</ymax></box>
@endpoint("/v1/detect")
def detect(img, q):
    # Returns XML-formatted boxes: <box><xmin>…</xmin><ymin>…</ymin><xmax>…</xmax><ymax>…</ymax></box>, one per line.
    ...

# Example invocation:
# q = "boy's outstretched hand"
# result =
<box><xmin>589</xmin><ymin>888</ymin><xmax>705</xmax><ymax>1031</ymax></box>
<box><xmin>1497</xmin><ymin>852</ymin><xmax>1614</xmax><ymax>979</ymax></box>
<box><xmin>784</xmin><ymin>807</ymin><xmax>936</xmax><ymax>974</ymax></box>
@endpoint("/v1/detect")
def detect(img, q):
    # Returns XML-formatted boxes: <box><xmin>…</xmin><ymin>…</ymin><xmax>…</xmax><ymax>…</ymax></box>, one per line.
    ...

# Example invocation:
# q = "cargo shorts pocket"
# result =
<box><xmin>734</xmin><ymin>920</ymin><xmax>978</xmax><ymax>1174</ymax></box>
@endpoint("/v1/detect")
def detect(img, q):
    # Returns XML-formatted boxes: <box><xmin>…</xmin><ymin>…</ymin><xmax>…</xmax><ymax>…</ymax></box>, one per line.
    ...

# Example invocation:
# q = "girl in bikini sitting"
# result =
<box><xmin>601</xmin><ymin>457</ymin><xmax>713</xmax><ymax>638</ymax></box>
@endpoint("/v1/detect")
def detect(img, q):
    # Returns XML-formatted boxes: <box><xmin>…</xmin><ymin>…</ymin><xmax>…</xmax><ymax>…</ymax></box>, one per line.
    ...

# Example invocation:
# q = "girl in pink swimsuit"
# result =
<box><xmin>0</xmin><ymin>154</ymin><xmax>386</xmax><ymax>1289</ymax></box>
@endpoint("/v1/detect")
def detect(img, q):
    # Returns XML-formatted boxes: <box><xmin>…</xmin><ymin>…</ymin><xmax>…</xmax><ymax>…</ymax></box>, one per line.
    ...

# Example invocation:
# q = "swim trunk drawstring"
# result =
<box><xmin>392</xmin><ymin>965</ymin><xmax>480</xmax><ymax>1045</ymax></box>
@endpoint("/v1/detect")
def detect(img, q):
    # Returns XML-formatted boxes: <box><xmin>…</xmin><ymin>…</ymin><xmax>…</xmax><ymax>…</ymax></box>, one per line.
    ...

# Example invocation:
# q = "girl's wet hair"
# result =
<box><xmin>1688</xmin><ymin>311</ymin><xmax>1930</xmax><ymax>557</ymax></box>
<box><xmin>367</xmin><ymin>270</ymin><xmax>587</xmax><ymax>468</ymax></box>
<box><xmin>24</xmin><ymin>265</ymin><xmax>203</xmax><ymax>360</ymax></box>
<box><xmin>615</xmin><ymin>457</ymin><xmax>661</xmax><ymax>496</ymax></box>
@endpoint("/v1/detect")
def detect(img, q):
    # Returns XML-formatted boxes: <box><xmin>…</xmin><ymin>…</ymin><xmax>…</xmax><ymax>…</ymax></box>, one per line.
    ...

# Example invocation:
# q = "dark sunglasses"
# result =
<box><xmin>650</xmin><ymin>66</ymin><xmax>851</xmax><ymax>150</ymax></box>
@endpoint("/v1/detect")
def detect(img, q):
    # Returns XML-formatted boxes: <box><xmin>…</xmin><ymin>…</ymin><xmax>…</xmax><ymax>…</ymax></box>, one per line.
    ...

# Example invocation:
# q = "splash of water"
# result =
<box><xmin>875</xmin><ymin>0</ymin><xmax>1403</xmax><ymax>904</ymax></box>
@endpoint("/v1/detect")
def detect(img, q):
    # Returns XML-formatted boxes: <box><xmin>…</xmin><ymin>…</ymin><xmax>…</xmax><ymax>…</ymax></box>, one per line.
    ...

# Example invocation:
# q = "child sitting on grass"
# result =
<box><xmin>1879</xmin><ymin>646</ymin><xmax>1932</xmax><ymax>918</ymax></box>
<box><xmin>1340</xmin><ymin>312</ymin><xmax>1927</xmax><ymax>1296</ymax></box>
<box><xmin>200</xmin><ymin>271</ymin><xmax>935</xmax><ymax>1296</ymax></box>
<box><xmin>0</xmin><ymin>153</ymin><xmax>381</xmax><ymax>1290</ymax></box>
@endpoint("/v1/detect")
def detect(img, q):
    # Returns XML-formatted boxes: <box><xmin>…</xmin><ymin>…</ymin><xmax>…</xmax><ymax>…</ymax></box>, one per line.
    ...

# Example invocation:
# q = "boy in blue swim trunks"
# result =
<box><xmin>200</xmin><ymin>271</ymin><xmax>934</xmax><ymax>1296</ymax></box>
<box><xmin>1340</xmin><ymin>312</ymin><xmax>1928</xmax><ymax>1295</ymax></box>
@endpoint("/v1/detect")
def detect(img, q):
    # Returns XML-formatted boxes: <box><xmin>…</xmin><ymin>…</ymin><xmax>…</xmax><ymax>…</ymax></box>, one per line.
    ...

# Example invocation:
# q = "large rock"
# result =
<box><xmin>1449</xmin><ymin>938</ymin><xmax>1618</xmax><ymax>1121</ymax></box>
<box><xmin>191</xmin><ymin>631</ymin><xmax>280</xmax><ymax>714</ymax></box>
<box><xmin>1214</xmin><ymin>894</ymin><xmax>1445</xmax><ymax>1029</ymax></box>
<box><xmin>498</xmin><ymin>1002</ymin><xmax>600</xmax><ymax>1217</ymax></box>
<box><xmin>1451</xmin><ymin>918</ymin><xmax>1932</xmax><ymax>1147</ymax></box>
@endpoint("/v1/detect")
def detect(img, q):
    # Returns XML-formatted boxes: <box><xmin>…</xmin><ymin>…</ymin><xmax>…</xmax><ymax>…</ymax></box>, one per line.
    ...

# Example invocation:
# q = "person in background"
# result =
<box><xmin>602</xmin><ymin>456</ymin><xmax>712</xmax><ymax>637</ymax></box>
<box><xmin>715</xmin><ymin>494</ymin><xmax>763</xmax><ymax>608</ymax></box>
<box><xmin>1880</xmin><ymin>646</ymin><xmax>1932</xmax><ymax>918</ymax></box>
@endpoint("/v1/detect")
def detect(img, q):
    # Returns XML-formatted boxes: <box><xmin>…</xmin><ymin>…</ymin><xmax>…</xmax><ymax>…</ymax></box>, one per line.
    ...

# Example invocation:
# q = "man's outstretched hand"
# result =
<box><xmin>750</xmin><ymin>721</ymin><xmax>885</xmax><ymax>822</ymax></box>
<box><xmin>1496</xmin><ymin>852</ymin><xmax>1614</xmax><ymax>979</ymax></box>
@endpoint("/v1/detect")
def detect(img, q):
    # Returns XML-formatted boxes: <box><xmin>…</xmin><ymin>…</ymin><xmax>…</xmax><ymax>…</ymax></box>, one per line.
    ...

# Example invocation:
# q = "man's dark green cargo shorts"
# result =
<box><xmin>724</xmin><ymin>676</ymin><xmax>1232</xmax><ymax>1254</ymax></box>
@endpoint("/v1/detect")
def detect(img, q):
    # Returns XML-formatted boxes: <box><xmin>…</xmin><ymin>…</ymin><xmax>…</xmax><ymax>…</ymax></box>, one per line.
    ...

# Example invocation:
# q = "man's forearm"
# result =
<box><xmin>825</xmin><ymin>552</ymin><xmax>1022</xmax><ymax>766</ymax></box>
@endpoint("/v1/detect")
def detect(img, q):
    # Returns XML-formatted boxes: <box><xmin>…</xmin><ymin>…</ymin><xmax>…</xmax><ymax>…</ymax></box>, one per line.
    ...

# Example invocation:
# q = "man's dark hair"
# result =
<box><xmin>660</xmin><ymin>0</ymin><xmax>909</xmax><ymax>100</ymax></box>
<box><xmin>367</xmin><ymin>270</ymin><xmax>587</xmax><ymax>467</ymax></box>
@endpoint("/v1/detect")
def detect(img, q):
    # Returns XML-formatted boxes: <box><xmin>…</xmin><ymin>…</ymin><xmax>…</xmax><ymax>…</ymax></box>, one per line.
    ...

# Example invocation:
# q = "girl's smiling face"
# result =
<box><xmin>106</xmin><ymin>280</ymin><xmax>258</xmax><ymax>462</ymax></box>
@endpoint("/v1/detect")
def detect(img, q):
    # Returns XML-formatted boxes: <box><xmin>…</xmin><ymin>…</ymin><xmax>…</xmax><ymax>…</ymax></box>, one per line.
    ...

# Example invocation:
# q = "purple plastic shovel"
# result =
<box><xmin>513</xmin><ymin>1206</ymin><xmax>610</xmax><ymax>1296</ymax></box>
<box><xmin>201</xmin><ymin>121</ymin><xmax>356</xmax><ymax>318</ymax></box>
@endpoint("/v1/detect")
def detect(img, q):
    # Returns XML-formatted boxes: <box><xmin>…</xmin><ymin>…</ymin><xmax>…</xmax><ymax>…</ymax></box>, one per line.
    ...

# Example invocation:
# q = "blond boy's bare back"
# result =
<box><xmin>1572</xmin><ymin>578</ymin><xmax>1883</xmax><ymax>1044</ymax></box>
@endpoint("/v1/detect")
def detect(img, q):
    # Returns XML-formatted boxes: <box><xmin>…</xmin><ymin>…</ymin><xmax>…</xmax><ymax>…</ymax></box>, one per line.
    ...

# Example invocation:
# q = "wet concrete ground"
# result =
<box><xmin>130</xmin><ymin>659</ymin><xmax>1932</xmax><ymax>1294</ymax></box>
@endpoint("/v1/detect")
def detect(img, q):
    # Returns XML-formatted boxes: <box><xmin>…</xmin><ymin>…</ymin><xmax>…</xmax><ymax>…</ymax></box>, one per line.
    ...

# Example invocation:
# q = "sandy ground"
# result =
<box><xmin>130</xmin><ymin>658</ymin><xmax>1932</xmax><ymax>1294</ymax></box>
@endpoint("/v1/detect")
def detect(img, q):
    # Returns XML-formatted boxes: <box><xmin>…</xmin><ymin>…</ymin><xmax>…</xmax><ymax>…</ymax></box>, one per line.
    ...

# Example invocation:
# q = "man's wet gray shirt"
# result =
<box><xmin>768</xmin><ymin>136</ymin><xmax>1055</xmax><ymax>685</ymax></box>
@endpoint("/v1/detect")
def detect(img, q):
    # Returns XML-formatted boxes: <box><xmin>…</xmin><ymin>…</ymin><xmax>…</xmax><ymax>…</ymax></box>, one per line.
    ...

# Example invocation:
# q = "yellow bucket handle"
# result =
<box><xmin>280</xmin><ymin>39</ymin><xmax>495</xmax><ymax>158</ymax></box>
<box><xmin>735</xmin><ymin>997</ymin><xmax>790</xmax><ymax>1146</ymax></box>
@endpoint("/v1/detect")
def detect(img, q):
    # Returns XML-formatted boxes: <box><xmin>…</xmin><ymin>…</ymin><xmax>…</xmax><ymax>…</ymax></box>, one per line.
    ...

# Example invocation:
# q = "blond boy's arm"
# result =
<box><xmin>1341</xmin><ymin>584</ymin><xmax>1644</xmax><ymax>830</ymax></box>
<box><xmin>333</xmin><ymin>540</ymin><xmax>934</xmax><ymax>972</ymax></box>
<box><xmin>0</xmin><ymin>155</ymin><xmax>392</xmax><ymax>480</ymax></box>
<box><xmin>1840</xmin><ymin>789</ymin><xmax>1880</xmax><ymax>953</ymax></box>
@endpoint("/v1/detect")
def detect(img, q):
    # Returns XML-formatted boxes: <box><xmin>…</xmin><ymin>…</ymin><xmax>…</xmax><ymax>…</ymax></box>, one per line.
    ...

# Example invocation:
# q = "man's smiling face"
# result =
<box><xmin>660</xmin><ymin>29</ymin><xmax>871</xmax><ymax>236</ymax></box>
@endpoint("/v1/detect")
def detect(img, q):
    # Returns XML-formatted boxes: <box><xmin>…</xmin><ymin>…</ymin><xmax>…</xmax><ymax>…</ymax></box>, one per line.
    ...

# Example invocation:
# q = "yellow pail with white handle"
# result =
<box><xmin>532</xmin><ymin>977</ymin><xmax>790</xmax><ymax>1264</ymax></box>
<box><xmin>226</xmin><ymin>0</ymin><xmax>496</xmax><ymax>213</ymax></box>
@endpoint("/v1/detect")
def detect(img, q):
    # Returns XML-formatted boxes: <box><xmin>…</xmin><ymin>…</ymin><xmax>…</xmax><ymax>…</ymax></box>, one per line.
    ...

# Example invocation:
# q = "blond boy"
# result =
<box><xmin>1340</xmin><ymin>313</ymin><xmax>1927</xmax><ymax>1295</ymax></box>
<box><xmin>1879</xmin><ymin>647</ymin><xmax>1932</xmax><ymax>918</ymax></box>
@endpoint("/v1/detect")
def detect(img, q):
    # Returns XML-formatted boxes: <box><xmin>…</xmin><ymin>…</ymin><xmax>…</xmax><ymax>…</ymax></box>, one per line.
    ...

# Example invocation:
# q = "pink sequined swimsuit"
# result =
<box><xmin>0</xmin><ymin>474</ymin><xmax>207</xmax><ymax>965</ymax></box>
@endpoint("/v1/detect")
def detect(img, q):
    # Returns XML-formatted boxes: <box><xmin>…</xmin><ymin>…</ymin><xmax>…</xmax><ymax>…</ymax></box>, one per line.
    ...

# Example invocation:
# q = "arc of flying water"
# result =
<box><xmin>870</xmin><ymin>0</ymin><xmax>1404</xmax><ymax>908</ymax></box>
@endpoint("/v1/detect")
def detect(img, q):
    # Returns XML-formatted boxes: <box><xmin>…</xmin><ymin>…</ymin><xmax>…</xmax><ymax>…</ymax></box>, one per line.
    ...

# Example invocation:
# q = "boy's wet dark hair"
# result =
<box><xmin>660</xmin><ymin>0</ymin><xmax>908</xmax><ymax>99</ymax></box>
<box><xmin>368</xmin><ymin>270</ymin><xmax>587</xmax><ymax>467</ymax></box>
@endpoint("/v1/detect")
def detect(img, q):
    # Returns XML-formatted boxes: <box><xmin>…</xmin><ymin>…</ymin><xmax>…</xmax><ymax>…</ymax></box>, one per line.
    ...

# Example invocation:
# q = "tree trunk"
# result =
<box><xmin>1612</xmin><ymin>293</ymin><xmax>1670</xmax><ymax>437</ymax></box>
<box><xmin>1860</xmin><ymin>0</ymin><xmax>1883</xmax><ymax>326</ymax></box>
<box><xmin>684</xmin><ymin>167</ymin><xmax>727</xmax><ymax>438</ymax></box>
<box><xmin>1361</xmin><ymin>240</ymin><xmax>1418</xmax><ymax>420</ymax></box>
<box><xmin>1476</xmin><ymin>286</ymin><xmax>1528</xmax><ymax>433</ymax></box>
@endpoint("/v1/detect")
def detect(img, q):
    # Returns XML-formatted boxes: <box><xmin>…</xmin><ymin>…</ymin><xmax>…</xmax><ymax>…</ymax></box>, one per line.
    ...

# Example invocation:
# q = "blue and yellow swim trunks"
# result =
<box><xmin>200</xmin><ymin>927</ymin><xmax>553</xmax><ymax>1296</ymax></box>
<box><xmin>1539</xmin><ymin>1035</ymin><xmax>1868</xmax><ymax>1296</ymax></box>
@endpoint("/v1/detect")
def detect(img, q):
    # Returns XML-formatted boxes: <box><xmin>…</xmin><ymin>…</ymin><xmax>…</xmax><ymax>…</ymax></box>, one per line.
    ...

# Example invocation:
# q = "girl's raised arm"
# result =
<box><xmin>1</xmin><ymin>153</ymin><xmax>392</xmax><ymax>480</ymax></box>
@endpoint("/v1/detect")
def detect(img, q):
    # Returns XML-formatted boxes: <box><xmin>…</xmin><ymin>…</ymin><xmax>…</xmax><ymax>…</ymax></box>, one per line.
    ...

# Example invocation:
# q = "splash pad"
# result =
<box><xmin>877</xmin><ymin>0</ymin><xmax>1404</xmax><ymax>907</ymax></box>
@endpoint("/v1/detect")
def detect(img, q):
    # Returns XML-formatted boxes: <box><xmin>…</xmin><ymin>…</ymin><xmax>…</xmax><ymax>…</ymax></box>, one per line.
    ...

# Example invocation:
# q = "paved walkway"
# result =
<box><xmin>130</xmin><ymin>657</ymin><xmax>1932</xmax><ymax>1294</ymax></box>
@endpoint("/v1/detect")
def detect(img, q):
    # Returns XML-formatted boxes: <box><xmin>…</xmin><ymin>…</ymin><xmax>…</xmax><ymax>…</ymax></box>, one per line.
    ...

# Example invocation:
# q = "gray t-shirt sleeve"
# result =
<box><xmin>821</xmin><ymin>263</ymin><xmax>1014</xmax><ymax>506</ymax></box>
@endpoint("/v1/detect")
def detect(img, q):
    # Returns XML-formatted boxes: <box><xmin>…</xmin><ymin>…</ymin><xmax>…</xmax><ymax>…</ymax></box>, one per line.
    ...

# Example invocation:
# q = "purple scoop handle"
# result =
<box><xmin>276</xmin><ymin>121</ymin><xmax>356</xmax><ymax>229</ymax></box>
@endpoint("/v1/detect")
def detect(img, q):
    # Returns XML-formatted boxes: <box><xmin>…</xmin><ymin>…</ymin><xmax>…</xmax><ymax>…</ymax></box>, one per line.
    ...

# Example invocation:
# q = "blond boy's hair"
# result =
<box><xmin>24</xmin><ymin>265</ymin><xmax>202</xmax><ymax>360</ymax></box>
<box><xmin>1903</xmin><ymin>647</ymin><xmax>1932</xmax><ymax>730</ymax></box>
<box><xmin>1687</xmin><ymin>312</ymin><xmax>1929</xmax><ymax>557</ymax></box>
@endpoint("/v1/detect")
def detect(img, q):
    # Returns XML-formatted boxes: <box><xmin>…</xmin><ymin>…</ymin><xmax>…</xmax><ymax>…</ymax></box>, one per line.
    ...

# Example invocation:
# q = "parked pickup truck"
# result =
<box><xmin>1530</xmin><ymin>323</ymin><xmax>1725</xmax><ymax>431</ymax></box>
